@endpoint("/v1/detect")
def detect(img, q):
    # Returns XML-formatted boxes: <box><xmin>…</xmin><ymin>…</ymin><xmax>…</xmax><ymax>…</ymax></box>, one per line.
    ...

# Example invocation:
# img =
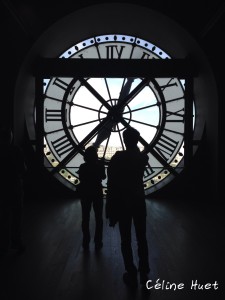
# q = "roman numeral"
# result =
<box><xmin>160</xmin><ymin>78</ymin><xmax>178</xmax><ymax>91</ymax></box>
<box><xmin>166</xmin><ymin>108</ymin><xmax>184</xmax><ymax>122</ymax></box>
<box><xmin>53</xmin><ymin>78</ymin><xmax>69</xmax><ymax>90</ymax></box>
<box><xmin>141</xmin><ymin>51</ymin><xmax>152</xmax><ymax>59</ymax></box>
<box><xmin>45</xmin><ymin>109</ymin><xmax>62</xmax><ymax>122</ymax></box>
<box><xmin>51</xmin><ymin>135</ymin><xmax>73</xmax><ymax>157</ymax></box>
<box><xmin>53</xmin><ymin>78</ymin><xmax>74</xmax><ymax>95</ymax></box>
<box><xmin>106</xmin><ymin>45</ymin><xmax>125</xmax><ymax>58</ymax></box>
<box><xmin>144</xmin><ymin>162</ymin><xmax>154</xmax><ymax>178</ymax></box>
<box><xmin>154</xmin><ymin>134</ymin><xmax>179</xmax><ymax>161</ymax></box>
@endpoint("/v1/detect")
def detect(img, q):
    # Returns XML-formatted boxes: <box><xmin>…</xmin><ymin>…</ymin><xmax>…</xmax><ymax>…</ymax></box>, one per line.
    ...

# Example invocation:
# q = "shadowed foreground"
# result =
<box><xmin>0</xmin><ymin>196</ymin><xmax>223</xmax><ymax>300</ymax></box>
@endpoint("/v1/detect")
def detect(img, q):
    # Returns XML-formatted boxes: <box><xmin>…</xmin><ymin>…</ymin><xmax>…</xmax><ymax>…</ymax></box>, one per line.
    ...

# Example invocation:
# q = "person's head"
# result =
<box><xmin>83</xmin><ymin>146</ymin><xmax>98</xmax><ymax>163</ymax></box>
<box><xmin>123</xmin><ymin>127</ymin><xmax>140</xmax><ymax>149</ymax></box>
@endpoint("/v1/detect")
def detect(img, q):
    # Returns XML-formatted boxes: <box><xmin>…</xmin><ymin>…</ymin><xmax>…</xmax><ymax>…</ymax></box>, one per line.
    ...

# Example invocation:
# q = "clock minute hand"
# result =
<box><xmin>93</xmin><ymin>77</ymin><xmax>135</xmax><ymax>148</ymax></box>
<box><xmin>118</xmin><ymin>78</ymin><xmax>135</xmax><ymax>103</ymax></box>
<box><xmin>116</xmin><ymin>77</ymin><xmax>150</xmax><ymax>111</ymax></box>
<box><xmin>111</xmin><ymin>77</ymin><xmax>135</xmax><ymax>131</ymax></box>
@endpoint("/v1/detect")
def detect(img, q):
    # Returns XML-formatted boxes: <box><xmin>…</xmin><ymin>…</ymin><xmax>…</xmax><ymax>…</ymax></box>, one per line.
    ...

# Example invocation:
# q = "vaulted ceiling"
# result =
<box><xmin>1</xmin><ymin>0</ymin><xmax>224</xmax><ymax>132</ymax></box>
<box><xmin>2</xmin><ymin>0</ymin><xmax>225</xmax><ymax>61</ymax></box>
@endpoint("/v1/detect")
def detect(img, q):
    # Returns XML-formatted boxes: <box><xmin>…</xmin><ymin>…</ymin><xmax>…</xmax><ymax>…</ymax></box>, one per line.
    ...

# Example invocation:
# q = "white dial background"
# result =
<box><xmin>42</xmin><ymin>34</ymin><xmax>190</xmax><ymax>194</ymax></box>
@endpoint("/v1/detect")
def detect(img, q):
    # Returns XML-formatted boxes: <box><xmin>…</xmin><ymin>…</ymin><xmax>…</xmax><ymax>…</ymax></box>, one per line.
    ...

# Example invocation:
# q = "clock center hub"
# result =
<box><xmin>98</xmin><ymin>99</ymin><xmax>132</xmax><ymax>132</ymax></box>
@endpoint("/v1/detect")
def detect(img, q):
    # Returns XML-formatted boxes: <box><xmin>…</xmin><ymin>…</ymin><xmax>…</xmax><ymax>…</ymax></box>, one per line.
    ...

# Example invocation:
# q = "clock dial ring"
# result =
<box><xmin>42</xmin><ymin>33</ymin><xmax>190</xmax><ymax>194</ymax></box>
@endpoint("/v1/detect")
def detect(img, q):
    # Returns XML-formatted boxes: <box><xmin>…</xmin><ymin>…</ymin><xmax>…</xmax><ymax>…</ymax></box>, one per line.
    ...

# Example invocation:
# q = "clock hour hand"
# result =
<box><xmin>113</xmin><ymin>77</ymin><xmax>135</xmax><ymax>130</ymax></box>
<box><xmin>52</xmin><ymin>114</ymin><xmax>114</xmax><ymax>173</ymax></box>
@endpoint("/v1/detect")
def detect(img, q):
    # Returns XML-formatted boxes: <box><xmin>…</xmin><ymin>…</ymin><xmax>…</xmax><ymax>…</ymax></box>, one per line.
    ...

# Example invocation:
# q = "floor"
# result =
<box><xmin>0</xmin><ymin>194</ymin><xmax>223</xmax><ymax>300</ymax></box>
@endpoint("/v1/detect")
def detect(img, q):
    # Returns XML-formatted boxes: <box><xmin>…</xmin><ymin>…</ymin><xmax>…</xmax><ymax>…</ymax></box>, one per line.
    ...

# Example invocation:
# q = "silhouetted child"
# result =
<box><xmin>106</xmin><ymin>126</ymin><xmax>150</xmax><ymax>287</ymax></box>
<box><xmin>0</xmin><ymin>127</ymin><xmax>27</xmax><ymax>256</ymax></box>
<box><xmin>78</xmin><ymin>146</ymin><xmax>106</xmax><ymax>251</ymax></box>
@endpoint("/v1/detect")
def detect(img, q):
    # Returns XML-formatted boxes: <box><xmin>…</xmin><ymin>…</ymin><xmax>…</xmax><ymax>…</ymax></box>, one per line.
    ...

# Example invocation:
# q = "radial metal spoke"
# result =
<box><xmin>72</xmin><ymin>118</ymin><xmax>103</xmax><ymax>128</ymax></box>
<box><xmin>73</xmin><ymin>103</ymin><xmax>107</xmax><ymax>114</ymax></box>
<box><xmin>51</xmin><ymin>115</ymin><xmax>112</xmax><ymax>173</ymax></box>
<box><xmin>123</xmin><ymin>117</ymin><xmax>157</xmax><ymax>128</ymax></box>
<box><xmin>119</xmin><ymin>117</ymin><xmax>149</xmax><ymax>147</ymax></box>
<box><xmin>123</xmin><ymin>103</ymin><xmax>158</xmax><ymax>114</ymax></box>
<box><xmin>118</xmin><ymin>116</ymin><xmax>178</xmax><ymax>175</ymax></box>
<box><xmin>79</xmin><ymin>77</ymin><xmax>111</xmax><ymax>110</ymax></box>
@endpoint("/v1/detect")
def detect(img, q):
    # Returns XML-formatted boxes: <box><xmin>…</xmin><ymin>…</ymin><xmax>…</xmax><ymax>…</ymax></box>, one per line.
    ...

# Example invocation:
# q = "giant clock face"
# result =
<box><xmin>40</xmin><ymin>33</ymin><xmax>194</xmax><ymax>195</ymax></box>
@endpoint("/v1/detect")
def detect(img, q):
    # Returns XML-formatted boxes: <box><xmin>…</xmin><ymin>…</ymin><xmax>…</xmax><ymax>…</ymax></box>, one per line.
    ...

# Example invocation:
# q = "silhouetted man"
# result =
<box><xmin>78</xmin><ymin>146</ymin><xmax>106</xmax><ymax>251</ymax></box>
<box><xmin>106</xmin><ymin>126</ymin><xmax>150</xmax><ymax>287</ymax></box>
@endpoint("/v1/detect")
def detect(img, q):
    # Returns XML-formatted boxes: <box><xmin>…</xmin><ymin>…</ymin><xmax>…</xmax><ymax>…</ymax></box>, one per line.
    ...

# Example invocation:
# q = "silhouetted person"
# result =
<box><xmin>0</xmin><ymin>127</ymin><xmax>27</xmax><ymax>256</ymax></box>
<box><xmin>78</xmin><ymin>146</ymin><xmax>106</xmax><ymax>251</ymax></box>
<box><xmin>106</xmin><ymin>126</ymin><xmax>150</xmax><ymax>287</ymax></box>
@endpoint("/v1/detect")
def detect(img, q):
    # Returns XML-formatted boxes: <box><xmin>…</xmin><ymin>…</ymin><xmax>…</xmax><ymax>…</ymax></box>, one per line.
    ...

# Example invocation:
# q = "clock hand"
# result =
<box><xmin>112</xmin><ymin>77</ymin><xmax>134</xmax><ymax>130</ymax></box>
<box><xmin>116</xmin><ymin>77</ymin><xmax>150</xmax><ymax>111</ymax></box>
<box><xmin>93</xmin><ymin>77</ymin><xmax>150</xmax><ymax>146</ymax></box>
<box><xmin>77</xmin><ymin>76</ymin><xmax>132</xmax><ymax>150</ymax></box>
<box><xmin>78</xmin><ymin>77</ymin><xmax>111</xmax><ymax>110</ymax></box>
<box><xmin>118</xmin><ymin>78</ymin><xmax>135</xmax><ymax>104</ymax></box>
<box><xmin>93</xmin><ymin>78</ymin><xmax>150</xmax><ymax>147</ymax></box>
<box><xmin>51</xmin><ymin>114</ymin><xmax>113</xmax><ymax>173</ymax></box>
<box><xmin>93</xmin><ymin>77</ymin><xmax>135</xmax><ymax>148</ymax></box>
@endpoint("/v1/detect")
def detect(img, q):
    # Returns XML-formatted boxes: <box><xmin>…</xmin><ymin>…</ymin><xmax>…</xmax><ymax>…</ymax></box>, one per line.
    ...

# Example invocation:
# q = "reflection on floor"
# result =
<box><xmin>0</xmin><ymin>196</ymin><xmax>223</xmax><ymax>300</ymax></box>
